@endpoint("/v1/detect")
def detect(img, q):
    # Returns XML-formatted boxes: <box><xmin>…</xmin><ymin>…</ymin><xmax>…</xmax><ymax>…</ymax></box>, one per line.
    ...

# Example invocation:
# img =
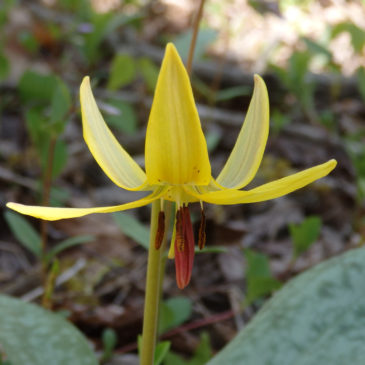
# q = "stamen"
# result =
<box><xmin>198</xmin><ymin>207</ymin><xmax>206</xmax><ymax>250</ymax></box>
<box><xmin>154</xmin><ymin>211</ymin><xmax>165</xmax><ymax>249</ymax></box>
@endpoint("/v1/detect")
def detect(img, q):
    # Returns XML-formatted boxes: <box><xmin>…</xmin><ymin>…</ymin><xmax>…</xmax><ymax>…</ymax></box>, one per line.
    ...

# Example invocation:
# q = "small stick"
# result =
<box><xmin>186</xmin><ymin>0</ymin><xmax>206</xmax><ymax>75</ymax></box>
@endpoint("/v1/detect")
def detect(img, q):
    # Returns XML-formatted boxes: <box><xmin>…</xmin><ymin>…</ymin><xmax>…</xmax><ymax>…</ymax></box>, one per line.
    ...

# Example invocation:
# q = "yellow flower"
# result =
<box><xmin>7</xmin><ymin>43</ymin><xmax>336</xmax><ymax>289</ymax></box>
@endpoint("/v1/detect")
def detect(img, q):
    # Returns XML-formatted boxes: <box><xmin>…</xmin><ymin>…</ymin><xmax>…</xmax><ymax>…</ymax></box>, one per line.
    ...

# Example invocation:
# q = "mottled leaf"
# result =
<box><xmin>208</xmin><ymin>247</ymin><xmax>365</xmax><ymax>365</ymax></box>
<box><xmin>0</xmin><ymin>295</ymin><xmax>98</xmax><ymax>365</ymax></box>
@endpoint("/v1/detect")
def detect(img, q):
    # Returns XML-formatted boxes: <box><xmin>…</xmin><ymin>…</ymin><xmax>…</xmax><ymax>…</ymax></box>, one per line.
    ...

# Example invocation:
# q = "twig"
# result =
<box><xmin>41</xmin><ymin>136</ymin><xmax>57</xmax><ymax>308</ymax></box>
<box><xmin>118</xmin><ymin>309</ymin><xmax>236</xmax><ymax>355</ymax></box>
<box><xmin>0</xmin><ymin>165</ymin><xmax>37</xmax><ymax>190</ymax></box>
<box><xmin>21</xmin><ymin>258</ymin><xmax>87</xmax><ymax>302</ymax></box>
<box><xmin>186</xmin><ymin>0</ymin><xmax>206</xmax><ymax>75</ymax></box>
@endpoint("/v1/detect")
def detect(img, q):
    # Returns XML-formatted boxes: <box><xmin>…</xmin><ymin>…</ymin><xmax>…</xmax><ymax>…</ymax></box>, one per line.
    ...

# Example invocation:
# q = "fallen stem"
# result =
<box><xmin>119</xmin><ymin>309</ymin><xmax>237</xmax><ymax>355</ymax></box>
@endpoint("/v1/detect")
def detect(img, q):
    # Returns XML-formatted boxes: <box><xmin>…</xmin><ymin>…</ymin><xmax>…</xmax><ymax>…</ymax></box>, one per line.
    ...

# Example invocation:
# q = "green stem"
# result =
<box><xmin>140</xmin><ymin>201</ymin><xmax>165</xmax><ymax>365</ymax></box>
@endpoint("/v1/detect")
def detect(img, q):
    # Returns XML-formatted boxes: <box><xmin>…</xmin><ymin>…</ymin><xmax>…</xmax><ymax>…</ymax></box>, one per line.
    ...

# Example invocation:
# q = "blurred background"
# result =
<box><xmin>0</xmin><ymin>0</ymin><xmax>364</xmax><ymax>363</ymax></box>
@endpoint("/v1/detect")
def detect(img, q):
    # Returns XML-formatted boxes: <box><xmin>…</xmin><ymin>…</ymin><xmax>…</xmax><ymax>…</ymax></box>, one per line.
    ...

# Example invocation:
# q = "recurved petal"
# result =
<box><xmin>195</xmin><ymin>159</ymin><xmax>337</xmax><ymax>205</ymax></box>
<box><xmin>216</xmin><ymin>75</ymin><xmax>269</xmax><ymax>189</ymax></box>
<box><xmin>80</xmin><ymin>77</ymin><xmax>147</xmax><ymax>191</ymax></box>
<box><xmin>6</xmin><ymin>188</ymin><xmax>166</xmax><ymax>221</ymax></box>
<box><xmin>145</xmin><ymin>43</ymin><xmax>211</xmax><ymax>186</ymax></box>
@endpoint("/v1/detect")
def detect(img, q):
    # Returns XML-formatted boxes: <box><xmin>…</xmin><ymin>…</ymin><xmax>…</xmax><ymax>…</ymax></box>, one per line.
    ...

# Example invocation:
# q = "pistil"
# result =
<box><xmin>174</xmin><ymin>205</ymin><xmax>195</xmax><ymax>289</ymax></box>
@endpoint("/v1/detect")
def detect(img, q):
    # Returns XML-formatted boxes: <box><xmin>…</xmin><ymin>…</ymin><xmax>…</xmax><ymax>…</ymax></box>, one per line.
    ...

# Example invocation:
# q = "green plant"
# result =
<box><xmin>289</xmin><ymin>216</ymin><xmax>322</xmax><ymax>259</ymax></box>
<box><xmin>244</xmin><ymin>249</ymin><xmax>282</xmax><ymax>304</ymax></box>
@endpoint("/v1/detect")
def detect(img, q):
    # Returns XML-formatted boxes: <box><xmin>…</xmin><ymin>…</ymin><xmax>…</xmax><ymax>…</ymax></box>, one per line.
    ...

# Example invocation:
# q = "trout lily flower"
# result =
<box><xmin>7</xmin><ymin>43</ymin><xmax>336</xmax><ymax>289</ymax></box>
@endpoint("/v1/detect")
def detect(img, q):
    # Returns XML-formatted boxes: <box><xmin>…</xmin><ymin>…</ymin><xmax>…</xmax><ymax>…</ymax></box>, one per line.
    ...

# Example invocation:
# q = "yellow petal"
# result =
<box><xmin>193</xmin><ymin>159</ymin><xmax>337</xmax><ymax>205</ymax></box>
<box><xmin>145</xmin><ymin>43</ymin><xmax>211</xmax><ymax>186</ymax></box>
<box><xmin>80</xmin><ymin>76</ymin><xmax>147</xmax><ymax>191</ymax></box>
<box><xmin>6</xmin><ymin>188</ymin><xmax>166</xmax><ymax>221</ymax></box>
<box><xmin>216</xmin><ymin>75</ymin><xmax>269</xmax><ymax>189</ymax></box>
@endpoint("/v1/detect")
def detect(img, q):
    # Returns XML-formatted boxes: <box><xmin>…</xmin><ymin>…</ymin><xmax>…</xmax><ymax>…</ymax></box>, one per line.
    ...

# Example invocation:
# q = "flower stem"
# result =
<box><xmin>140</xmin><ymin>200</ymin><xmax>165</xmax><ymax>365</ymax></box>
<box><xmin>186</xmin><ymin>0</ymin><xmax>206</xmax><ymax>75</ymax></box>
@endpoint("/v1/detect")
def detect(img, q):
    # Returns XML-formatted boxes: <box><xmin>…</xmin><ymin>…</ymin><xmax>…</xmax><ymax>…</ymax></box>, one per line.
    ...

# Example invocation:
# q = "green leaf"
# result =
<box><xmin>271</xmin><ymin>109</ymin><xmax>291</xmax><ymax>134</ymax></box>
<box><xmin>52</xmin><ymin>139</ymin><xmax>68</xmax><ymax>178</ymax></box>
<box><xmin>302</xmin><ymin>37</ymin><xmax>332</xmax><ymax>59</ymax></box>
<box><xmin>174</xmin><ymin>28</ymin><xmax>217</xmax><ymax>63</ymax></box>
<box><xmin>164</xmin><ymin>333</ymin><xmax>213</xmax><ymax>365</ymax></box>
<box><xmin>154</xmin><ymin>341</ymin><xmax>171</xmax><ymax>365</ymax></box>
<box><xmin>50</xmin><ymin>79</ymin><xmax>71</xmax><ymax>125</ymax></box>
<box><xmin>332</xmin><ymin>22</ymin><xmax>365</xmax><ymax>53</ymax></box>
<box><xmin>344</xmin><ymin>134</ymin><xmax>365</xmax><ymax>200</ymax></box>
<box><xmin>0</xmin><ymin>294</ymin><xmax>98</xmax><ymax>365</ymax></box>
<box><xmin>205</xmin><ymin>129</ymin><xmax>221</xmax><ymax>153</ymax></box>
<box><xmin>208</xmin><ymin>247</ymin><xmax>365</xmax><ymax>365</ymax></box>
<box><xmin>0</xmin><ymin>52</ymin><xmax>9</xmax><ymax>80</ymax></box>
<box><xmin>158</xmin><ymin>296</ymin><xmax>192</xmax><ymax>334</ymax></box>
<box><xmin>319</xmin><ymin>109</ymin><xmax>336</xmax><ymax>129</ymax></box>
<box><xmin>82</xmin><ymin>13</ymin><xmax>139</xmax><ymax>64</ymax></box>
<box><xmin>245</xmin><ymin>249</ymin><xmax>271</xmax><ymax>278</ymax></box>
<box><xmin>0</xmin><ymin>0</ymin><xmax>16</xmax><ymax>28</ymax></box>
<box><xmin>46</xmin><ymin>235</ymin><xmax>94</xmax><ymax>262</ymax></box>
<box><xmin>101</xmin><ymin>328</ymin><xmax>117</xmax><ymax>362</ymax></box>
<box><xmin>26</xmin><ymin>110</ymin><xmax>68</xmax><ymax>177</ymax></box>
<box><xmin>289</xmin><ymin>216</ymin><xmax>322</xmax><ymax>258</ymax></box>
<box><xmin>40</xmin><ymin>139</ymin><xmax>68</xmax><ymax>178</ymax></box>
<box><xmin>48</xmin><ymin>186</ymin><xmax>70</xmax><ymax>207</ymax></box>
<box><xmin>215</xmin><ymin>86</ymin><xmax>251</xmax><ymax>102</ymax></box>
<box><xmin>288</xmin><ymin>51</ymin><xmax>311</xmax><ymax>86</ymax></box>
<box><xmin>357</xmin><ymin>67</ymin><xmax>365</xmax><ymax>102</ymax></box>
<box><xmin>37</xmin><ymin>139</ymin><xmax>68</xmax><ymax>178</ymax></box>
<box><xmin>192</xmin><ymin>78</ymin><xmax>214</xmax><ymax>102</ymax></box>
<box><xmin>108</xmin><ymin>53</ymin><xmax>136</xmax><ymax>90</ymax></box>
<box><xmin>138</xmin><ymin>57</ymin><xmax>159</xmax><ymax>92</ymax></box>
<box><xmin>189</xmin><ymin>332</ymin><xmax>213</xmax><ymax>365</ymax></box>
<box><xmin>43</xmin><ymin>259</ymin><xmax>60</xmax><ymax>303</ymax></box>
<box><xmin>18</xmin><ymin>30</ymin><xmax>39</xmax><ymax>54</ymax></box>
<box><xmin>246</xmin><ymin>277</ymin><xmax>282</xmax><ymax>304</ymax></box>
<box><xmin>19</xmin><ymin>71</ymin><xmax>58</xmax><ymax>104</ymax></box>
<box><xmin>4</xmin><ymin>211</ymin><xmax>42</xmax><ymax>257</ymax></box>
<box><xmin>244</xmin><ymin>249</ymin><xmax>281</xmax><ymax>303</ymax></box>
<box><xmin>276</xmin><ymin>50</ymin><xmax>315</xmax><ymax>113</ymax></box>
<box><xmin>104</xmin><ymin>100</ymin><xmax>137</xmax><ymax>134</ymax></box>
<box><xmin>112</xmin><ymin>211</ymin><xmax>150</xmax><ymax>249</ymax></box>
<box><xmin>25</xmin><ymin>107</ymin><xmax>48</xmax><ymax>153</ymax></box>
<box><xmin>163</xmin><ymin>351</ymin><xmax>186</xmax><ymax>365</ymax></box>
<box><xmin>137</xmin><ymin>337</ymin><xmax>170</xmax><ymax>365</ymax></box>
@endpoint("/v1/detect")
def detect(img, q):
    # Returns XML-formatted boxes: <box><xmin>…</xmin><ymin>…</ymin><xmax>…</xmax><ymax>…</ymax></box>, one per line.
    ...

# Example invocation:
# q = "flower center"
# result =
<box><xmin>153</xmin><ymin>198</ymin><xmax>207</xmax><ymax>289</ymax></box>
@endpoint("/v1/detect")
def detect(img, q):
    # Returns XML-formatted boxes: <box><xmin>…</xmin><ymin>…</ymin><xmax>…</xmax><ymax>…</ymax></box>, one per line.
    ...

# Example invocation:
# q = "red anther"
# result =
<box><xmin>198</xmin><ymin>208</ymin><xmax>206</xmax><ymax>250</ymax></box>
<box><xmin>174</xmin><ymin>206</ymin><xmax>195</xmax><ymax>289</ymax></box>
<box><xmin>154</xmin><ymin>211</ymin><xmax>165</xmax><ymax>249</ymax></box>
